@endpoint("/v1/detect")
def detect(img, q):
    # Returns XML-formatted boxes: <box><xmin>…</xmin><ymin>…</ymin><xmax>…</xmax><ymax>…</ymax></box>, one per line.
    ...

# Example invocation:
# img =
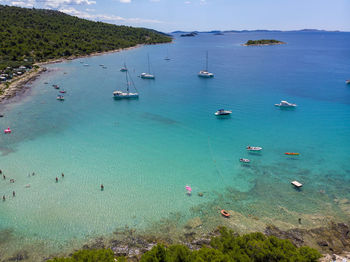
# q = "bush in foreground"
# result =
<box><xmin>48</xmin><ymin>227</ymin><xmax>321</xmax><ymax>261</ymax></box>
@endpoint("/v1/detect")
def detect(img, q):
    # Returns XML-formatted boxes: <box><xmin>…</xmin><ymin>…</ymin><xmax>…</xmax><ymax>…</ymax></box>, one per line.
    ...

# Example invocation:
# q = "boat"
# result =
<box><xmin>246</xmin><ymin>146</ymin><xmax>262</xmax><ymax>151</ymax></box>
<box><xmin>120</xmin><ymin>63</ymin><xmax>128</xmax><ymax>72</ymax></box>
<box><xmin>185</xmin><ymin>185</ymin><xmax>192</xmax><ymax>195</ymax></box>
<box><xmin>239</xmin><ymin>158</ymin><xmax>250</xmax><ymax>163</ymax></box>
<box><xmin>56</xmin><ymin>95</ymin><xmax>65</xmax><ymax>101</ymax></box>
<box><xmin>198</xmin><ymin>51</ymin><xmax>214</xmax><ymax>78</ymax></box>
<box><xmin>291</xmin><ymin>181</ymin><xmax>303</xmax><ymax>188</ymax></box>
<box><xmin>141</xmin><ymin>54</ymin><xmax>155</xmax><ymax>79</ymax></box>
<box><xmin>113</xmin><ymin>64</ymin><xmax>139</xmax><ymax>99</ymax></box>
<box><xmin>83</xmin><ymin>64</ymin><xmax>89</xmax><ymax>67</ymax></box>
<box><xmin>59</xmin><ymin>90</ymin><xmax>66</xmax><ymax>94</ymax></box>
<box><xmin>285</xmin><ymin>152</ymin><xmax>300</xmax><ymax>155</ymax></box>
<box><xmin>4</xmin><ymin>127</ymin><xmax>11</xmax><ymax>134</ymax></box>
<box><xmin>346</xmin><ymin>80</ymin><xmax>350</xmax><ymax>85</ymax></box>
<box><xmin>164</xmin><ymin>49</ymin><xmax>171</xmax><ymax>61</ymax></box>
<box><xmin>53</xmin><ymin>84</ymin><xmax>59</xmax><ymax>89</ymax></box>
<box><xmin>220</xmin><ymin>209</ymin><xmax>230</xmax><ymax>217</ymax></box>
<box><xmin>215</xmin><ymin>109</ymin><xmax>232</xmax><ymax>116</ymax></box>
<box><xmin>275</xmin><ymin>100</ymin><xmax>297</xmax><ymax>108</ymax></box>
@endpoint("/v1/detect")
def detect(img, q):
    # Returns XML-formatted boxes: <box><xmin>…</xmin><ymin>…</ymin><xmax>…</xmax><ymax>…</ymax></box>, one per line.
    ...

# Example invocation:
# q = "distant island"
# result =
<box><xmin>243</xmin><ymin>39</ymin><xmax>286</xmax><ymax>46</ymax></box>
<box><xmin>180</xmin><ymin>32</ymin><xmax>197</xmax><ymax>37</ymax></box>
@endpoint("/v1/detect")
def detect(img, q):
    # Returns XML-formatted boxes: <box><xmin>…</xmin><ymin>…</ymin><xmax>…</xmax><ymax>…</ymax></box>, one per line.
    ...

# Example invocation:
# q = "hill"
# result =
<box><xmin>0</xmin><ymin>5</ymin><xmax>171</xmax><ymax>70</ymax></box>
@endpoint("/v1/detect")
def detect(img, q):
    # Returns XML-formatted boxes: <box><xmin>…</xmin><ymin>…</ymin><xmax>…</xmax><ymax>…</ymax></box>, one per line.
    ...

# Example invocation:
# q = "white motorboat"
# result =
<box><xmin>198</xmin><ymin>51</ymin><xmax>214</xmax><ymax>78</ymax></box>
<box><xmin>215</xmin><ymin>109</ymin><xmax>232</xmax><ymax>116</ymax></box>
<box><xmin>246</xmin><ymin>146</ymin><xmax>262</xmax><ymax>151</ymax></box>
<box><xmin>275</xmin><ymin>100</ymin><xmax>297</xmax><ymax>107</ymax></box>
<box><xmin>240</xmin><ymin>158</ymin><xmax>250</xmax><ymax>163</ymax></box>
<box><xmin>113</xmin><ymin>64</ymin><xmax>139</xmax><ymax>99</ymax></box>
<box><xmin>141</xmin><ymin>54</ymin><xmax>155</xmax><ymax>79</ymax></box>
<box><xmin>120</xmin><ymin>63</ymin><xmax>128</xmax><ymax>72</ymax></box>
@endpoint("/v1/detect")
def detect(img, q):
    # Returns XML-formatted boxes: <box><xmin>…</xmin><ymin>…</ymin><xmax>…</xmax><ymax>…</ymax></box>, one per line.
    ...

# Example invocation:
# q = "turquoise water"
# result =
<box><xmin>1</xmin><ymin>32</ymin><xmax>350</xmax><ymax>259</ymax></box>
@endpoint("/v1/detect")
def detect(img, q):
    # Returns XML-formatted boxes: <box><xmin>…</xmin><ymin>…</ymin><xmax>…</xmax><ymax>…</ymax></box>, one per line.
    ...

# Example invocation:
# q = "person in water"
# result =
<box><xmin>0</xmin><ymin>169</ymin><xmax>2</xmax><ymax>174</ymax></box>
<box><xmin>13</xmin><ymin>191</ymin><xmax>15</xmax><ymax>197</ymax></box>
<box><xmin>56</xmin><ymin>177</ymin><xmax>58</xmax><ymax>183</ymax></box>
<box><xmin>32</xmin><ymin>172</ymin><xmax>35</xmax><ymax>176</ymax></box>
<box><xmin>10</xmin><ymin>179</ymin><xmax>15</xmax><ymax>183</ymax></box>
<box><xmin>2</xmin><ymin>195</ymin><xmax>5</xmax><ymax>201</ymax></box>
<box><xmin>61</xmin><ymin>173</ymin><xmax>64</xmax><ymax>178</ymax></box>
<box><xmin>101</xmin><ymin>184</ymin><xmax>104</xmax><ymax>191</ymax></box>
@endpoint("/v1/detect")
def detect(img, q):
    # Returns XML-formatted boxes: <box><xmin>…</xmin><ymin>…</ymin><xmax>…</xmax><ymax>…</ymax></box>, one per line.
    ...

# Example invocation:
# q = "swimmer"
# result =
<box><xmin>10</xmin><ymin>179</ymin><xmax>15</xmax><ymax>183</ymax></box>
<box><xmin>0</xmin><ymin>169</ymin><xmax>2</xmax><ymax>174</ymax></box>
<box><xmin>61</xmin><ymin>173</ymin><xmax>64</xmax><ymax>178</ymax></box>
<box><xmin>32</xmin><ymin>172</ymin><xmax>35</xmax><ymax>176</ymax></box>
<box><xmin>2</xmin><ymin>174</ymin><xmax>5</xmax><ymax>180</ymax></box>
<box><xmin>55</xmin><ymin>177</ymin><xmax>58</xmax><ymax>183</ymax></box>
<box><xmin>101</xmin><ymin>184</ymin><xmax>104</xmax><ymax>191</ymax></box>
<box><xmin>2</xmin><ymin>195</ymin><xmax>5</xmax><ymax>201</ymax></box>
<box><xmin>13</xmin><ymin>191</ymin><xmax>15</xmax><ymax>197</ymax></box>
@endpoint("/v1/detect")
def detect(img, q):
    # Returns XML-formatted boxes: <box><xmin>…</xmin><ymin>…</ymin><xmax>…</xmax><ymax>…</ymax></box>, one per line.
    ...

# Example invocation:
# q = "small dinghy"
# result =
<box><xmin>56</xmin><ymin>95</ymin><xmax>65</xmax><ymax>101</ymax></box>
<box><xmin>246</xmin><ymin>146</ymin><xmax>262</xmax><ymax>151</ymax></box>
<box><xmin>285</xmin><ymin>152</ymin><xmax>300</xmax><ymax>155</ymax></box>
<box><xmin>4</xmin><ymin>127</ymin><xmax>11</xmax><ymax>134</ymax></box>
<box><xmin>220</xmin><ymin>209</ymin><xmax>230</xmax><ymax>217</ymax></box>
<box><xmin>215</xmin><ymin>109</ymin><xmax>232</xmax><ymax>116</ymax></box>
<box><xmin>239</xmin><ymin>158</ymin><xmax>250</xmax><ymax>163</ymax></box>
<box><xmin>59</xmin><ymin>90</ymin><xmax>66</xmax><ymax>94</ymax></box>
<box><xmin>53</xmin><ymin>84</ymin><xmax>59</xmax><ymax>89</ymax></box>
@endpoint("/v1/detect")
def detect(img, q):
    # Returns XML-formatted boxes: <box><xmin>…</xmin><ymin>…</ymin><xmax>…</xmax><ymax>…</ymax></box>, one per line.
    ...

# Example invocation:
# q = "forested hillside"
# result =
<box><xmin>0</xmin><ymin>5</ymin><xmax>171</xmax><ymax>69</ymax></box>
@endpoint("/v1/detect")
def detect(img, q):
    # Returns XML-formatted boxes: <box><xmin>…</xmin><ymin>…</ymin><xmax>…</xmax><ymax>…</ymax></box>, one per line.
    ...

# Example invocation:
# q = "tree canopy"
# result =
<box><xmin>0</xmin><ymin>5</ymin><xmax>171</xmax><ymax>70</ymax></box>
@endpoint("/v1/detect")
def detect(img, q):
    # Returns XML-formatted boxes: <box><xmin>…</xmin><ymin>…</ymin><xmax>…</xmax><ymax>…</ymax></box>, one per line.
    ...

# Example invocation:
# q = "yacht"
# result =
<box><xmin>215</xmin><ymin>109</ymin><xmax>232</xmax><ymax>116</ymax></box>
<box><xmin>198</xmin><ymin>51</ymin><xmax>214</xmax><ymax>78</ymax></box>
<box><xmin>275</xmin><ymin>100</ymin><xmax>297</xmax><ymax>108</ymax></box>
<box><xmin>141</xmin><ymin>54</ymin><xmax>155</xmax><ymax>79</ymax></box>
<box><xmin>114</xmin><ymin>64</ymin><xmax>139</xmax><ymax>99</ymax></box>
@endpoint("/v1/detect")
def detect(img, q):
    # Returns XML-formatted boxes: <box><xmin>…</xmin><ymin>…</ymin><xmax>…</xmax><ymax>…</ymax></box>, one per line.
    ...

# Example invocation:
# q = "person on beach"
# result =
<box><xmin>13</xmin><ymin>191</ymin><xmax>15</xmax><ymax>197</ymax></box>
<box><xmin>56</xmin><ymin>177</ymin><xmax>58</xmax><ymax>183</ymax></box>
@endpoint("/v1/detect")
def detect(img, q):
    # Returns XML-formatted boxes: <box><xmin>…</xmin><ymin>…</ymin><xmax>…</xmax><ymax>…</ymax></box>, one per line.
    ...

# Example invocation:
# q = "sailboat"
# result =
<box><xmin>164</xmin><ymin>49</ymin><xmax>170</xmax><ymax>61</ymax></box>
<box><xmin>141</xmin><ymin>54</ymin><xmax>155</xmax><ymax>79</ymax></box>
<box><xmin>113</xmin><ymin>64</ymin><xmax>139</xmax><ymax>99</ymax></box>
<box><xmin>120</xmin><ymin>62</ymin><xmax>128</xmax><ymax>72</ymax></box>
<box><xmin>198</xmin><ymin>51</ymin><xmax>214</xmax><ymax>78</ymax></box>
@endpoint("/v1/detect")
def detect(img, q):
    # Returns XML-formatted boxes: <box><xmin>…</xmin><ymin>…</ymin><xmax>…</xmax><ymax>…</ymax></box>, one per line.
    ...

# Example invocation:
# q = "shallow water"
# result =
<box><xmin>1</xmin><ymin>31</ymin><xmax>350</xmax><ymax>260</ymax></box>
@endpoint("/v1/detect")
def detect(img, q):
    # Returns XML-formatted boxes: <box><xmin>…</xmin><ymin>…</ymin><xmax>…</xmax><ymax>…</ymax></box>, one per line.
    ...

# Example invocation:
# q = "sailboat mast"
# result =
<box><xmin>206</xmin><ymin>51</ymin><xmax>208</xmax><ymax>72</ymax></box>
<box><xmin>125</xmin><ymin>68</ymin><xmax>129</xmax><ymax>93</ymax></box>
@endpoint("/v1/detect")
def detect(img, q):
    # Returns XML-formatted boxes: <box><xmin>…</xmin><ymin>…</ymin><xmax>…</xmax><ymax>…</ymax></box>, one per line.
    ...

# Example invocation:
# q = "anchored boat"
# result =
<box><xmin>114</xmin><ymin>64</ymin><xmax>139</xmax><ymax>99</ymax></box>
<box><xmin>240</xmin><ymin>158</ymin><xmax>250</xmax><ymax>163</ymax></box>
<box><xmin>215</xmin><ymin>109</ymin><xmax>232</xmax><ymax>116</ymax></box>
<box><xmin>275</xmin><ymin>100</ymin><xmax>297</xmax><ymax>108</ymax></box>
<box><xmin>141</xmin><ymin>54</ymin><xmax>155</xmax><ymax>79</ymax></box>
<box><xmin>246</xmin><ymin>146</ymin><xmax>262</xmax><ymax>151</ymax></box>
<box><xmin>198</xmin><ymin>51</ymin><xmax>214</xmax><ymax>78</ymax></box>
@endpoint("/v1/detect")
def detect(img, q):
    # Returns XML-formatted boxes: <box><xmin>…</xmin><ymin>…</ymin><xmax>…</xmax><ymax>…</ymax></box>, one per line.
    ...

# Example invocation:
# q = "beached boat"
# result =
<box><xmin>114</xmin><ymin>64</ymin><xmax>139</xmax><ymax>99</ymax></box>
<box><xmin>246</xmin><ymin>146</ymin><xmax>262</xmax><ymax>151</ymax></box>
<box><xmin>215</xmin><ymin>109</ymin><xmax>232</xmax><ymax>116</ymax></box>
<box><xmin>56</xmin><ymin>95</ymin><xmax>64</xmax><ymax>101</ymax></box>
<box><xmin>141</xmin><ymin>54</ymin><xmax>155</xmax><ymax>79</ymax></box>
<box><xmin>275</xmin><ymin>100</ymin><xmax>297</xmax><ymax>108</ymax></box>
<box><xmin>240</xmin><ymin>158</ymin><xmax>250</xmax><ymax>163</ymax></box>
<box><xmin>198</xmin><ymin>51</ymin><xmax>214</xmax><ymax>78</ymax></box>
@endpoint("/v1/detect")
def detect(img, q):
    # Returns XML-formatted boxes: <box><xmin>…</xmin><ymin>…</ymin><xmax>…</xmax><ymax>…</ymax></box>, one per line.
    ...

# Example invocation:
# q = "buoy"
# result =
<box><xmin>220</xmin><ymin>209</ymin><xmax>230</xmax><ymax>217</ymax></box>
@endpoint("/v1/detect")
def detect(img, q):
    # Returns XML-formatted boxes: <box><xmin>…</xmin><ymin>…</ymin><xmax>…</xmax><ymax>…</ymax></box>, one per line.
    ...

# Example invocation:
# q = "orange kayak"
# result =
<box><xmin>220</xmin><ymin>209</ymin><xmax>230</xmax><ymax>217</ymax></box>
<box><xmin>285</xmin><ymin>152</ymin><xmax>300</xmax><ymax>155</ymax></box>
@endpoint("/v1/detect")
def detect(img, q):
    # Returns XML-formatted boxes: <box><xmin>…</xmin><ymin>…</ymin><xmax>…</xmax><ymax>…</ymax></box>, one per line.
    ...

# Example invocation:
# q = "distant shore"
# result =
<box><xmin>242</xmin><ymin>42</ymin><xmax>286</xmax><ymax>46</ymax></box>
<box><xmin>0</xmin><ymin>44</ymin><xmax>144</xmax><ymax>104</ymax></box>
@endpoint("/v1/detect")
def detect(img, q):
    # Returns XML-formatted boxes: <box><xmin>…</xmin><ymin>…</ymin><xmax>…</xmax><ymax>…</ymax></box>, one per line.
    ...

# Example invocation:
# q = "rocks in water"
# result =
<box><xmin>185</xmin><ymin>217</ymin><xmax>203</xmax><ymax>229</ymax></box>
<box><xmin>7</xmin><ymin>251</ymin><xmax>29</xmax><ymax>261</ymax></box>
<box><xmin>198</xmin><ymin>192</ymin><xmax>204</xmax><ymax>197</ymax></box>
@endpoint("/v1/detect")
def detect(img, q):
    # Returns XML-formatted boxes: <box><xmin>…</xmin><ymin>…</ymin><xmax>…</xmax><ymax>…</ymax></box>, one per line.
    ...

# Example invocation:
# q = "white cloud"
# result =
<box><xmin>184</xmin><ymin>1</ymin><xmax>191</xmax><ymax>4</ymax></box>
<box><xmin>119</xmin><ymin>0</ymin><xmax>131</xmax><ymax>3</ymax></box>
<box><xmin>45</xmin><ymin>0</ymin><xmax>96</xmax><ymax>8</ymax></box>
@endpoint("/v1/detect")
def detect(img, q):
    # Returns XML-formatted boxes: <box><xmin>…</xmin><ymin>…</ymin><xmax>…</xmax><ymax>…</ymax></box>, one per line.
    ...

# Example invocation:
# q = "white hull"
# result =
<box><xmin>113</xmin><ymin>91</ymin><xmax>139</xmax><ymax>99</ymax></box>
<box><xmin>215</xmin><ymin>110</ymin><xmax>232</xmax><ymax>116</ymax></box>
<box><xmin>198</xmin><ymin>71</ymin><xmax>214</xmax><ymax>78</ymax></box>
<box><xmin>275</xmin><ymin>100</ymin><xmax>297</xmax><ymax>107</ymax></box>
<box><xmin>246</xmin><ymin>146</ymin><xmax>262</xmax><ymax>151</ymax></box>
<box><xmin>141</xmin><ymin>73</ymin><xmax>155</xmax><ymax>79</ymax></box>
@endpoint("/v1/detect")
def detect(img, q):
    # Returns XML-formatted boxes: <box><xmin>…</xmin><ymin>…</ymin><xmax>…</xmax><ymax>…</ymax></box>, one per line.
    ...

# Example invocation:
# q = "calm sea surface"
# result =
<box><xmin>1</xmin><ymin>31</ymin><xmax>350</xmax><ymax>260</ymax></box>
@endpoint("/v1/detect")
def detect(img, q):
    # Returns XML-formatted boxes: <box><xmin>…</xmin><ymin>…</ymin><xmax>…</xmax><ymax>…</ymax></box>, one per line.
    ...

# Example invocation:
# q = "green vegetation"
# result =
<box><xmin>48</xmin><ymin>227</ymin><xmax>321</xmax><ymax>262</ymax></box>
<box><xmin>0</xmin><ymin>5</ymin><xmax>171</xmax><ymax>70</ymax></box>
<box><xmin>245</xmin><ymin>39</ymin><xmax>285</xmax><ymax>45</ymax></box>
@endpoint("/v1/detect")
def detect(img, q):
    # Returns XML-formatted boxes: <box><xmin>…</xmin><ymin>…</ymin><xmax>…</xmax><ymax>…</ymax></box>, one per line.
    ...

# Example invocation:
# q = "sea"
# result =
<box><xmin>0</xmin><ymin>31</ymin><xmax>350</xmax><ymax>260</ymax></box>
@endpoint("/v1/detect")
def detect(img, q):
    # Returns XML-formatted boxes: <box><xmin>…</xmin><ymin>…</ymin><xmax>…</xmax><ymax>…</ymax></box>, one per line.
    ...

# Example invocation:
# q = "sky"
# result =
<box><xmin>0</xmin><ymin>0</ymin><xmax>349</xmax><ymax>32</ymax></box>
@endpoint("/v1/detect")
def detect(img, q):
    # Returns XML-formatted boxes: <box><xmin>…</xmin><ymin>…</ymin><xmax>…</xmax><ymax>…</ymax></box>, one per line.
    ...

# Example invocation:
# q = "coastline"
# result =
<box><xmin>242</xmin><ymin>42</ymin><xmax>286</xmax><ymax>46</ymax></box>
<box><xmin>0</xmin><ymin>43</ymin><xmax>146</xmax><ymax>105</ymax></box>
